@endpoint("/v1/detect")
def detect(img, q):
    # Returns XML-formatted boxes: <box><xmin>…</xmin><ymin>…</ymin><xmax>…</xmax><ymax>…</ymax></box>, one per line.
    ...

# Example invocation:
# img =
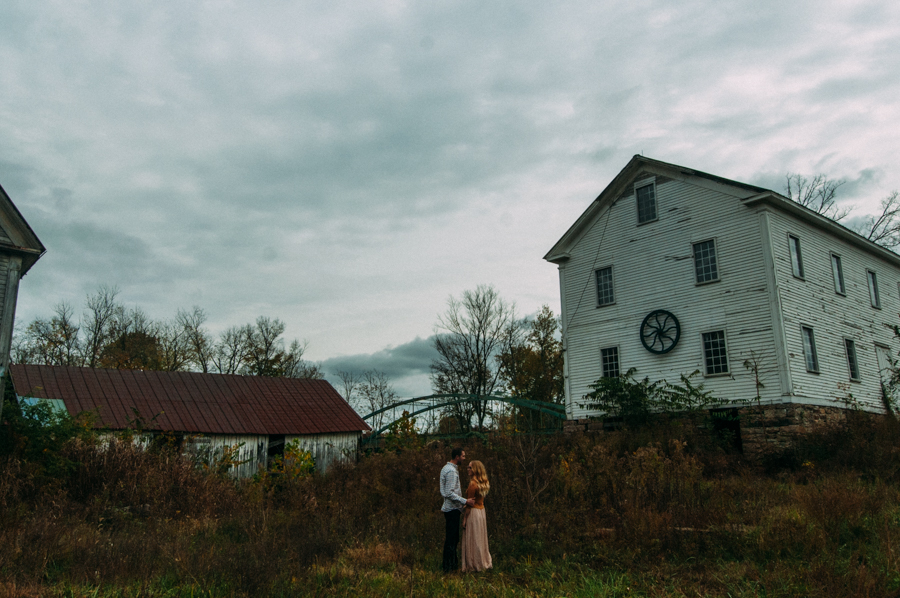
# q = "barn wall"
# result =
<box><xmin>97</xmin><ymin>431</ymin><xmax>359</xmax><ymax>478</ymax></box>
<box><xmin>285</xmin><ymin>432</ymin><xmax>359</xmax><ymax>472</ymax></box>
<box><xmin>558</xmin><ymin>173</ymin><xmax>783</xmax><ymax>419</ymax></box>
<box><xmin>765</xmin><ymin>209</ymin><xmax>900</xmax><ymax>410</ymax></box>
<box><xmin>184</xmin><ymin>433</ymin><xmax>360</xmax><ymax>477</ymax></box>
<box><xmin>183</xmin><ymin>434</ymin><xmax>269</xmax><ymax>479</ymax></box>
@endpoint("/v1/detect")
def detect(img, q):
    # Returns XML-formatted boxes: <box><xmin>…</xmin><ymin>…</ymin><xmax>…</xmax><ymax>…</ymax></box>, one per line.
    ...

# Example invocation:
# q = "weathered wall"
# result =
<box><xmin>765</xmin><ymin>209</ymin><xmax>900</xmax><ymax>410</ymax></box>
<box><xmin>286</xmin><ymin>432</ymin><xmax>360</xmax><ymax>472</ymax></box>
<box><xmin>177</xmin><ymin>432</ymin><xmax>359</xmax><ymax>477</ymax></box>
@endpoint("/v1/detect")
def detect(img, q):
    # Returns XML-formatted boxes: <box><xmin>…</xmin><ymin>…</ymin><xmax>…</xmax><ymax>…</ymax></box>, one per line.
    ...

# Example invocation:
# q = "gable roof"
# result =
<box><xmin>10</xmin><ymin>364</ymin><xmax>370</xmax><ymax>436</ymax></box>
<box><xmin>543</xmin><ymin>155</ymin><xmax>900</xmax><ymax>269</ymax></box>
<box><xmin>0</xmin><ymin>182</ymin><xmax>45</xmax><ymax>274</ymax></box>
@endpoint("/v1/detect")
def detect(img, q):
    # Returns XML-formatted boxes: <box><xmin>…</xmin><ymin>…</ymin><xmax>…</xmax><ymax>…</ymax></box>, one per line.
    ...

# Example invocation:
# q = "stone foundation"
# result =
<box><xmin>738</xmin><ymin>404</ymin><xmax>847</xmax><ymax>458</ymax></box>
<box><xmin>564</xmin><ymin>403</ymin><xmax>853</xmax><ymax>459</ymax></box>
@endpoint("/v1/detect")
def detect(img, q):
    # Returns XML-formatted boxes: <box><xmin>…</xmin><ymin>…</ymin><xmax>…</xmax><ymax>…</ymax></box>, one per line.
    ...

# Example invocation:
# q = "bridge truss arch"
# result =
<box><xmin>362</xmin><ymin>393</ymin><xmax>566</xmax><ymax>438</ymax></box>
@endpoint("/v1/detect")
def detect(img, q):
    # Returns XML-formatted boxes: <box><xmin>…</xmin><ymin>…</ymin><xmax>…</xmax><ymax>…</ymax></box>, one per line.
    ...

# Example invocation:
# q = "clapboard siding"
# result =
<box><xmin>186</xmin><ymin>434</ymin><xmax>268</xmax><ymax>478</ymax></box>
<box><xmin>286</xmin><ymin>432</ymin><xmax>359</xmax><ymax>472</ymax></box>
<box><xmin>183</xmin><ymin>432</ymin><xmax>358</xmax><ymax>477</ymax></box>
<box><xmin>766</xmin><ymin>210</ymin><xmax>900</xmax><ymax>409</ymax></box>
<box><xmin>0</xmin><ymin>254</ymin><xmax>9</xmax><ymax>306</ymax></box>
<box><xmin>560</xmin><ymin>175</ymin><xmax>780</xmax><ymax>419</ymax></box>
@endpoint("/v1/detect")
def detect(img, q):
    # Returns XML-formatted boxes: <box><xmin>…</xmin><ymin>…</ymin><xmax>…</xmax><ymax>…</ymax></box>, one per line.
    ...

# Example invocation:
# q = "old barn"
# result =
<box><xmin>10</xmin><ymin>364</ymin><xmax>370</xmax><ymax>476</ymax></box>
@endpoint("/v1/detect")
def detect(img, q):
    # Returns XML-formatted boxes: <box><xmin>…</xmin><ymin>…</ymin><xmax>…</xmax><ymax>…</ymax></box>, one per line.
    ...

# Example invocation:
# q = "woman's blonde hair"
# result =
<box><xmin>468</xmin><ymin>460</ymin><xmax>490</xmax><ymax>497</ymax></box>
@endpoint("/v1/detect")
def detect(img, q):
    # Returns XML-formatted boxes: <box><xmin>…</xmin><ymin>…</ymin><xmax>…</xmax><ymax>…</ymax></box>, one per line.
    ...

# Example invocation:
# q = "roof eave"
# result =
<box><xmin>744</xmin><ymin>192</ymin><xmax>900</xmax><ymax>268</ymax></box>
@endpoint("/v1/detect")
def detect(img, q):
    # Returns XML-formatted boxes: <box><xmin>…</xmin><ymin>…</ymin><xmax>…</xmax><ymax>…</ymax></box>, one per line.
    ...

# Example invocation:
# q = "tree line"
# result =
<box><xmin>13</xmin><ymin>283</ymin><xmax>565</xmax><ymax>432</ymax></box>
<box><xmin>12</xmin><ymin>286</ymin><xmax>323</xmax><ymax>379</ymax></box>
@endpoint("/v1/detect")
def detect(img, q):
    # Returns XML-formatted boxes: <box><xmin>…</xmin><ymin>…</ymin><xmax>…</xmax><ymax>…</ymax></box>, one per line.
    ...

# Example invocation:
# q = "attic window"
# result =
<box><xmin>635</xmin><ymin>181</ymin><xmax>657</xmax><ymax>224</ymax></box>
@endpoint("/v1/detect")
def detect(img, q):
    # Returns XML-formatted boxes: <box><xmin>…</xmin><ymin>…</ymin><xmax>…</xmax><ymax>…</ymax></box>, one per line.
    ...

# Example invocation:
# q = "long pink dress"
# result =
<box><xmin>460</xmin><ymin>481</ymin><xmax>492</xmax><ymax>572</ymax></box>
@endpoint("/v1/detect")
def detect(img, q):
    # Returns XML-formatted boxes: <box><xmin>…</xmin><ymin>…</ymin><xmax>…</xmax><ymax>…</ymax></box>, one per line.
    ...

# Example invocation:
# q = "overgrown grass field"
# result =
<box><xmin>2</xmin><ymin>404</ymin><xmax>900</xmax><ymax>597</ymax></box>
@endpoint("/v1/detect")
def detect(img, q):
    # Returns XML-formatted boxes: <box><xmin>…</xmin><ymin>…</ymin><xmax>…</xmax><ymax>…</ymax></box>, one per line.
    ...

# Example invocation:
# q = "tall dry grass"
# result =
<box><xmin>1</xmin><ymin>415</ymin><xmax>899</xmax><ymax>596</ymax></box>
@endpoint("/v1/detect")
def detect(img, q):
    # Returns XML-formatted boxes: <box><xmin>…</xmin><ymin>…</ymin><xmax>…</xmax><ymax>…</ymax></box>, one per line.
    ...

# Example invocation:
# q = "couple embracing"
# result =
<box><xmin>439</xmin><ymin>447</ymin><xmax>492</xmax><ymax>573</ymax></box>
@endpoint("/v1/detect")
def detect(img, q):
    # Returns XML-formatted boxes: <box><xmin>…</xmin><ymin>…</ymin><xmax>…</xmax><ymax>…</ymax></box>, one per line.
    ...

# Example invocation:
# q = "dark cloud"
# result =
<box><xmin>321</xmin><ymin>336</ymin><xmax>437</xmax><ymax>381</ymax></box>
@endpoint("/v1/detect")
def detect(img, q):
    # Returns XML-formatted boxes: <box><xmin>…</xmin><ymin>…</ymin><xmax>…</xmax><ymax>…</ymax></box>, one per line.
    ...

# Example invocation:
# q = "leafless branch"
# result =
<box><xmin>784</xmin><ymin>173</ymin><xmax>850</xmax><ymax>221</ymax></box>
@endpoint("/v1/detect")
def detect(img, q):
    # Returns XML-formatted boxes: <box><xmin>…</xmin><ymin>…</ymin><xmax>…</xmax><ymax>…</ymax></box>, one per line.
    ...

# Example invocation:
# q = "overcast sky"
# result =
<box><xmin>2</xmin><ymin>0</ymin><xmax>899</xmax><ymax>396</ymax></box>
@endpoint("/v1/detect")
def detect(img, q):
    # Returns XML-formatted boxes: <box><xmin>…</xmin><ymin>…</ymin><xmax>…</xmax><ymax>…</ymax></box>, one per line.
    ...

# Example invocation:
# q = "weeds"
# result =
<box><xmin>2</xmin><ymin>403</ymin><xmax>900</xmax><ymax>597</ymax></box>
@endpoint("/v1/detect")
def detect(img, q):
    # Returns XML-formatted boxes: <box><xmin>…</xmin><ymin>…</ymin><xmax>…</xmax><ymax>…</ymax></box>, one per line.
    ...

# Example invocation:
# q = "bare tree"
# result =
<box><xmin>282</xmin><ymin>339</ymin><xmax>324</xmax><ymax>379</ymax></box>
<box><xmin>18</xmin><ymin>302</ymin><xmax>82</xmax><ymax>366</ymax></box>
<box><xmin>855</xmin><ymin>191</ymin><xmax>900</xmax><ymax>249</ymax></box>
<box><xmin>177</xmin><ymin>306</ymin><xmax>214</xmax><ymax>373</ymax></box>
<box><xmin>212</xmin><ymin>325</ymin><xmax>252</xmax><ymax>375</ymax></box>
<box><xmin>156</xmin><ymin>320</ymin><xmax>192</xmax><ymax>371</ymax></box>
<box><xmin>336</xmin><ymin>370</ymin><xmax>361</xmax><ymax>405</ymax></box>
<box><xmin>784</xmin><ymin>173</ymin><xmax>850</xmax><ymax>221</ymax></box>
<box><xmin>359</xmin><ymin>369</ymin><xmax>397</xmax><ymax>431</ymax></box>
<box><xmin>81</xmin><ymin>285</ymin><xmax>121</xmax><ymax>367</ymax></box>
<box><xmin>430</xmin><ymin>284</ymin><xmax>516</xmax><ymax>431</ymax></box>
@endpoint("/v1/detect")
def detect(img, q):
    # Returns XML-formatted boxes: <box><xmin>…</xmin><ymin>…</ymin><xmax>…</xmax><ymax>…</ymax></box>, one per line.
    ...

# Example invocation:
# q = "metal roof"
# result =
<box><xmin>10</xmin><ymin>364</ymin><xmax>370</xmax><ymax>435</ymax></box>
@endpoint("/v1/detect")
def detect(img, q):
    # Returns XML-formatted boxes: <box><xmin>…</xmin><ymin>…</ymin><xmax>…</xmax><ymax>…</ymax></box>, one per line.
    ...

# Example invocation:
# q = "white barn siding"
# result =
<box><xmin>0</xmin><ymin>254</ymin><xmax>9</xmax><ymax>300</ymax></box>
<box><xmin>561</xmin><ymin>176</ymin><xmax>782</xmax><ymax>419</ymax></box>
<box><xmin>765</xmin><ymin>210</ymin><xmax>900</xmax><ymax>410</ymax></box>
<box><xmin>184</xmin><ymin>432</ymin><xmax>360</xmax><ymax>477</ymax></box>
<box><xmin>286</xmin><ymin>432</ymin><xmax>359</xmax><ymax>472</ymax></box>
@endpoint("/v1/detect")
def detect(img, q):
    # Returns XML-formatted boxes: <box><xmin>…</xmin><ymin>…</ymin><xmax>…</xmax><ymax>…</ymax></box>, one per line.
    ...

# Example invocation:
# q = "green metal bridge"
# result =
<box><xmin>361</xmin><ymin>393</ymin><xmax>567</xmax><ymax>438</ymax></box>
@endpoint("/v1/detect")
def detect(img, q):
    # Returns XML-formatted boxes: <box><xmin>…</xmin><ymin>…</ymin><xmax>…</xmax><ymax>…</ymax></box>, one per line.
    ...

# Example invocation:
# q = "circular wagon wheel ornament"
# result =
<box><xmin>640</xmin><ymin>310</ymin><xmax>681</xmax><ymax>354</ymax></box>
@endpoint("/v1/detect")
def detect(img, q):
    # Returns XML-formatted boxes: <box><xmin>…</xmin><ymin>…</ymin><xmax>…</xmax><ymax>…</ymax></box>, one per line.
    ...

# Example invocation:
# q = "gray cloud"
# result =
<box><xmin>320</xmin><ymin>336</ymin><xmax>438</xmax><ymax>398</ymax></box>
<box><xmin>2</xmin><ymin>0</ymin><xmax>900</xmax><ymax>365</ymax></box>
<box><xmin>321</xmin><ymin>336</ymin><xmax>437</xmax><ymax>381</ymax></box>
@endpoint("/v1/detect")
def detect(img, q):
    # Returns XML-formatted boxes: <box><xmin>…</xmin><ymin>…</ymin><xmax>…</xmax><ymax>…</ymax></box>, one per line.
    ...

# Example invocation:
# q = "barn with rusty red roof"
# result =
<box><xmin>10</xmin><ymin>364</ymin><xmax>370</xmax><ymax>476</ymax></box>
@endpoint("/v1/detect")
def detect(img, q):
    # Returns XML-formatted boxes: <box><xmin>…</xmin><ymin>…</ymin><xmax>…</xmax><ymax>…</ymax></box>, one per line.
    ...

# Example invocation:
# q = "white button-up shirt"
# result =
<box><xmin>440</xmin><ymin>461</ymin><xmax>466</xmax><ymax>512</ymax></box>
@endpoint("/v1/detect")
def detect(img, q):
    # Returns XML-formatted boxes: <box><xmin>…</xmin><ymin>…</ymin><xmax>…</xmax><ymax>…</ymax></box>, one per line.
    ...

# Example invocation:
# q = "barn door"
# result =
<box><xmin>875</xmin><ymin>344</ymin><xmax>895</xmax><ymax>411</ymax></box>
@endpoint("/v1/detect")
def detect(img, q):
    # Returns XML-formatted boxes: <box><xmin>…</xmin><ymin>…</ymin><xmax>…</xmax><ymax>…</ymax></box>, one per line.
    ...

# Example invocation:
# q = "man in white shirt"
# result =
<box><xmin>440</xmin><ymin>447</ymin><xmax>475</xmax><ymax>572</ymax></box>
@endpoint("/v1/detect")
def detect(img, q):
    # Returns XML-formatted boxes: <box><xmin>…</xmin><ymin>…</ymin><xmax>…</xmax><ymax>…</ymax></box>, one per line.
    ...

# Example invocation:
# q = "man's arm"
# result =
<box><xmin>440</xmin><ymin>467</ymin><xmax>471</xmax><ymax>507</ymax></box>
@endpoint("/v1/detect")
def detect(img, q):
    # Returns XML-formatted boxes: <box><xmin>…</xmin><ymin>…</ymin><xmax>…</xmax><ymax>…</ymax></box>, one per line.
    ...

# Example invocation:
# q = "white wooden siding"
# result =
<box><xmin>0</xmin><ymin>254</ymin><xmax>9</xmax><ymax>313</ymax></box>
<box><xmin>184</xmin><ymin>432</ymin><xmax>360</xmax><ymax>478</ymax></box>
<box><xmin>559</xmin><ymin>176</ymin><xmax>782</xmax><ymax>419</ymax></box>
<box><xmin>286</xmin><ymin>433</ymin><xmax>359</xmax><ymax>472</ymax></box>
<box><xmin>765</xmin><ymin>210</ymin><xmax>900</xmax><ymax>410</ymax></box>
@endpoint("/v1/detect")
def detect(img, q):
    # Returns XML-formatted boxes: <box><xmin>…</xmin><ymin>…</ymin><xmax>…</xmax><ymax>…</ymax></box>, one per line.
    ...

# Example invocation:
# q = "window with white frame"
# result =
<box><xmin>867</xmin><ymin>269</ymin><xmax>881</xmax><ymax>308</ymax></box>
<box><xmin>702</xmin><ymin>331</ymin><xmax>729</xmax><ymax>375</ymax></box>
<box><xmin>601</xmin><ymin>346</ymin><xmax>620</xmax><ymax>378</ymax></box>
<box><xmin>831</xmin><ymin>253</ymin><xmax>845</xmax><ymax>295</ymax></box>
<box><xmin>789</xmin><ymin>235</ymin><xmax>804</xmax><ymax>279</ymax></box>
<box><xmin>693</xmin><ymin>239</ymin><xmax>719</xmax><ymax>284</ymax></box>
<box><xmin>801</xmin><ymin>326</ymin><xmax>819</xmax><ymax>372</ymax></box>
<box><xmin>595</xmin><ymin>266</ymin><xmax>615</xmax><ymax>306</ymax></box>
<box><xmin>635</xmin><ymin>182</ymin><xmax>657</xmax><ymax>224</ymax></box>
<box><xmin>845</xmin><ymin>338</ymin><xmax>860</xmax><ymax>381</ymax></box>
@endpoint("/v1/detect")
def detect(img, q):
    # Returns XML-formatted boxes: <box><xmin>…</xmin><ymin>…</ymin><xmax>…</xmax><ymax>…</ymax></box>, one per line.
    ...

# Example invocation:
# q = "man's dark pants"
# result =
<box><xmin>443</xmin><ymin>509</ymin><xmax>461</xmax><ymax>572</ymax></box>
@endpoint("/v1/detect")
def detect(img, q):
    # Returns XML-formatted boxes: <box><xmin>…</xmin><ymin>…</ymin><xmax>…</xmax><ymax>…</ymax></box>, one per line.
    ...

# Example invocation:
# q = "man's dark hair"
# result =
<box><xmin>451</xmin><ymin>447</ymin><xmax>464</xmax><ymax>460</ymax></box>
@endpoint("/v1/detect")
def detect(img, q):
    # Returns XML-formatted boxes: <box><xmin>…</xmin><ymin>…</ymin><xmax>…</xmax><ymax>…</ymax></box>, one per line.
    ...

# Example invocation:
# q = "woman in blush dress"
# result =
<box><xmin>460</xmin><ymin>460</ymin><xmax>492</xmax><ymax>572</ymax></box>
